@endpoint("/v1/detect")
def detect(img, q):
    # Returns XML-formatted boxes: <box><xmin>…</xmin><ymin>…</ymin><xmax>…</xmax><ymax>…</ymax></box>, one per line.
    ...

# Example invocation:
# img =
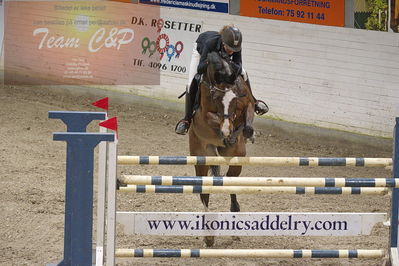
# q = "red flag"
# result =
<box><xmin>92</xmin><ymin>97</ymin><xmax>109</xmax><ymax>110</ymax></box>
<box><xmin>99</xmin><ymin>117</ymin><xmax>118</xmax><ymax>137</ymax></box>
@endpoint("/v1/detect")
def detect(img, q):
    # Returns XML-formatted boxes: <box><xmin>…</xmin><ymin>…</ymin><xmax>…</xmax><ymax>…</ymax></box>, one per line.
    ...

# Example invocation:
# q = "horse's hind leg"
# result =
<box><xmin>190</xmin><ymin>133</ymin><xmax>218</xmax><ymax>247</ymax></box>
<box><xmin>225</xmin><ymin>165</ymin><xmax>242</xmax><ymax>242</ymax></box>
<box><xmin>226</xmin><ymin>166</ymin><xmax>242</xmax><ymax>212</ymax></box>
<box><xmin>195</xmin><ymin>165</ymin><xmax>215</xmax><ymax>247</ymax></box>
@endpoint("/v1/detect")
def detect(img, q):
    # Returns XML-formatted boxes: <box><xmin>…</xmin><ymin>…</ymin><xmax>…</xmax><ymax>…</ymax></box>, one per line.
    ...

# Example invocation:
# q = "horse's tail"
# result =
<box><xmin>210</xmin><ymin>165</ymin><xmax>221</xmax><ymax>176</ymax></box>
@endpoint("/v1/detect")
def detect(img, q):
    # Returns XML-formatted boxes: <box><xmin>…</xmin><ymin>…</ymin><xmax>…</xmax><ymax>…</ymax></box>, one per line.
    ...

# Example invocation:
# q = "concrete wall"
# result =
<box><xmin>120</xmin><ymin>6</ymin><xmax>399</xmax><ymax>138</ymax></box>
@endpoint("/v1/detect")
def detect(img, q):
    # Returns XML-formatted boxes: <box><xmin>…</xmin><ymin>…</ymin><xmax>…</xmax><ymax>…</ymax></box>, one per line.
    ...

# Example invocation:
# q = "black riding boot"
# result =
<box><xmin>175</xmin><ymin>75</ymin><xmax>199</xmax><ymax>135</ymax></box>
<box><xmin>245</xmin><ymin>78</ymin><xmax>269</xmax><ymax>116</ymax></box>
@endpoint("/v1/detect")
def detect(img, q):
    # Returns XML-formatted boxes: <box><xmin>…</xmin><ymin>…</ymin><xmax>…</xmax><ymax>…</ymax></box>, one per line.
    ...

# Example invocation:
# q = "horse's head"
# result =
<box><xmin>204</xmin><ymin>52</ymin><xmax>252</xmax><ymax>141</ymax></box>
<box><xmin>206</xmin><ymin>52</ymin><xmax>237</xmax><ymax>85</ymax></box>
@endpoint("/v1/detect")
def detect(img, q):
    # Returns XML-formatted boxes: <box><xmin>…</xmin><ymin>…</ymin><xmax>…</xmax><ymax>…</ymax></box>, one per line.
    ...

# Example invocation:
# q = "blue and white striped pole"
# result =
<box><xmin>117</xmin><ymin>156</ymin><xmax>392</xmax><ymax>167</ymax></box>
<box><xmin>119</xmin><ymin>175</ymin><xmax>397</xmax><ymax>187</ymax></box>
<box><xmin>115</xmin><ymin>248</ymin><xmax>384</xmax><ymax>259</ymax></box>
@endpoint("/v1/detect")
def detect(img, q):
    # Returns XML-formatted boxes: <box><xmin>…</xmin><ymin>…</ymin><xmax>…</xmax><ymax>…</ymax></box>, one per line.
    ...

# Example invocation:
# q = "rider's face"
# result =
<box><xmin>223</xmin><ymin>44</ymin><xmax>234</xmax><ymax>55</ymax></box>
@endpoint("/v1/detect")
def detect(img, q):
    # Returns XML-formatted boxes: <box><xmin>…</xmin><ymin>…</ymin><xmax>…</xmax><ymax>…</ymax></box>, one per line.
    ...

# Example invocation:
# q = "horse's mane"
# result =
<box><xmin>207</xmin><ymin>52</ymin><xmax>236</xmax><ymax>84</ymax></box>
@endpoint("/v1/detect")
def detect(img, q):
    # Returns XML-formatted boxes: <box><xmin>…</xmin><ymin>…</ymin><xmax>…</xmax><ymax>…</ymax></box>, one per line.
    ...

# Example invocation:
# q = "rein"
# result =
<box><xmin>201</xmin><ymin>77</ymin><xmax>232</xmax><ymax>94</ymax></box>
<box><xmin>203</xmin><ymin>78</ymin><xmax>245</xmax><ymax>121</ymax></box>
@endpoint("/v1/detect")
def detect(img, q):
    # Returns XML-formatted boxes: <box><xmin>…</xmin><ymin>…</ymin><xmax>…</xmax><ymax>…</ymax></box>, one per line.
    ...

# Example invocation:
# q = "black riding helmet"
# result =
<box><xmin>220</xmin><ymin>26</ymin><xmax>242</xmax><ymax>52</ymax></box>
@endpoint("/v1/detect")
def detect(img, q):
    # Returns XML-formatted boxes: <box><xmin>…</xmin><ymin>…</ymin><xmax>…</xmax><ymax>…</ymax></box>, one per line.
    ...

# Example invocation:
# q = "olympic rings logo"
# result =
<box><xmin>141</xmin><ymin>34</ymin><xmax>184</xmax><ymax>62</ymax></box>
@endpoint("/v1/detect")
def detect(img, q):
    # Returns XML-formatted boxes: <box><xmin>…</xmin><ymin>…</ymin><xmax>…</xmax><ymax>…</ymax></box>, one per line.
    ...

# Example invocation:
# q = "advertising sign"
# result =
<box><xmin>137</xmin><ymin>16</ymin><xmax>202</xmax><ymax>76</ymax></box>
<box><xmin>117</xmin><ymin>212</ymin><xmax>386</xmax><ymax>236</ymax></box>
<box><xmin>4</xmin><ymin>1</ymin><xmax>161</xmax><ymax>85</ymax></box>
<box><xmin>240</xmin><ymin>0</ymin><xmax>345</xmax><ymax>27</ymax></box>
<box><xmin>139</xmin><ymin>0</ymin><xmax>229</xmax><ymax>13</ymax></box>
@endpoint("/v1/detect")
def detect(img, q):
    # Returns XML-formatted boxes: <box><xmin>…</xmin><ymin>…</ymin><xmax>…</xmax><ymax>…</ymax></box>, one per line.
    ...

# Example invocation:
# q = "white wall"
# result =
<box><xmin>124</xmin><ymin>7</ymin><xmax>399</xmax><ymax>138</ymax></box>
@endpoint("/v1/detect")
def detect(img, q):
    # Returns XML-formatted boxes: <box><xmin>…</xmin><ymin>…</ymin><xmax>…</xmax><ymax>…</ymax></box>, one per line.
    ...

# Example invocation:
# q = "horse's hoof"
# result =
<box><xmin>255</xmin><ymin>100</ymin><xmax>269</xmax><ymax>115</ymax></box>
<box><xmin>230</xmin><ymin>204</ymin><xmax>240</xmax><ymax>212</ymax></box>
<box><xmin>175</xmin><ymin>120</ymin><xmax>190</xmax><ymax>135</ymax></box>
<box><xmin>204</xmin><ymin>236</ymin><xmax>215</xmax><ymax>247</ymax></box>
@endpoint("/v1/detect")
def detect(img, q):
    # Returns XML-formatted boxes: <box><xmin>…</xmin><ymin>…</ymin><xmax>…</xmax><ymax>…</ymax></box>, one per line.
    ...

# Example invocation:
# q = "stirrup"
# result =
<box><xmin>255</xmin><ymin>100</ymin><xmax>269</xmax><ymax>116</ymax></box>
<box><xmin>175</xmin><ymin>119</ymin><xmax>191</xmax><ymax>135</ymax></box>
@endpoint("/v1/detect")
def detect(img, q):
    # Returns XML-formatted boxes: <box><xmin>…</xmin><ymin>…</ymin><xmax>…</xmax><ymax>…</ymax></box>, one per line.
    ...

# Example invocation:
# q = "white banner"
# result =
<box><xmin>137</xmin><ymin>16</ymin><xmax>202</xmax><ymax>76</ymax></box>
<box><xmin>117</xmin><ymin>212</ymin><xmax>386</xmax><ymax>237</ymax></box>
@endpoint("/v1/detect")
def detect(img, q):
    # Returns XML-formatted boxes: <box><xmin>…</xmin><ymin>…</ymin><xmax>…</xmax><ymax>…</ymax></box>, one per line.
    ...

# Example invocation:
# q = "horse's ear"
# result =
<box><xmin>229</xmin><ymin>72</ymin><xmax>237</xmax><ymax>84</ymax></box>
<box><xmin>207</xmin><ymin>52</ymin><xmax>219</xmax><ymax>65</ymax></box>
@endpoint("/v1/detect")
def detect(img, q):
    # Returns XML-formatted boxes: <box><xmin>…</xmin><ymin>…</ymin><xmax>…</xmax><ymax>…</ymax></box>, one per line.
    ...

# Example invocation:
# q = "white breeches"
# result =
<box><xmin>187</xmin><ymin>43</ymin><xmax>201</xmax><ymax>87</ymax></box>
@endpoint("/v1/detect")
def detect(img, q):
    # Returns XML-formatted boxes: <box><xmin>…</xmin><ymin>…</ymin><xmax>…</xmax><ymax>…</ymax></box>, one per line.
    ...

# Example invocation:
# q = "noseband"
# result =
<box><xmin>201</xmin><ymin>77</ymin><xmax>232</xmax><ymax>94</ymax></box>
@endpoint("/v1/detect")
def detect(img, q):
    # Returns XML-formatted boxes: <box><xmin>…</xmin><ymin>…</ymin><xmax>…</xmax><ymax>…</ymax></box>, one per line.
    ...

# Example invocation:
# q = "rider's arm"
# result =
<box><xmin>197</xmin><ymin>35</ymin><xmax>219</xmax><ymax>74</ymax></box>
<box><xmin>231</xmin><ymin>50</ymin><xmax>243</xmax><ymax>76</ymax></box>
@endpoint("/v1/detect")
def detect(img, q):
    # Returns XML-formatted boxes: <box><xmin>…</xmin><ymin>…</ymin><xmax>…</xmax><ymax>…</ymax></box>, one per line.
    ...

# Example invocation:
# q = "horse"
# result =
<box><xmin>189</xmin><ymin>51</ymin><xmax>255</xmax><ymax>247</ymax></box>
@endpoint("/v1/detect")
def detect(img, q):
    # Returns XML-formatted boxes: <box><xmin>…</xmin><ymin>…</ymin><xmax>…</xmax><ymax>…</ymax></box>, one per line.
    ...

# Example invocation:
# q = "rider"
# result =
<box><xmin>175</xmin><ymin>25</ymin><xmax>269</xmax><ymax>135</ymax></box>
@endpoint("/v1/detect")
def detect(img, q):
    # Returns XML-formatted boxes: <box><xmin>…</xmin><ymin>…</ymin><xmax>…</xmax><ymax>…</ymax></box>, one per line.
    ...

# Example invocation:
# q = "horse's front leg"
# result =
<box><xmin>218</xmin><ymin>141</ymin><xmax>245</xmax><ymax>213</ymax></box>
<box><xmin>243</xmin><ymin>103</ymin><xmax>255</xmax><ymax>142</ymax></box>
<box><xmin>225</xmin><ymin>165</ymin><xmax>242</xmax><ymax>212</ymax></box>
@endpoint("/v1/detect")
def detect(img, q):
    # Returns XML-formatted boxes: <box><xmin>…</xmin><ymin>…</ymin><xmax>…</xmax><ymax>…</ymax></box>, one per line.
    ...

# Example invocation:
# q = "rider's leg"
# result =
<box><xmin>241</xmin><ymin>68</ymin><xmax>269</xmax><ymax>116</ymax></box>
<box><xmin>175</xmin><ymin>76</ymin><xmax>199</xmax><ymax>134</ymax></box>
<box><xmin>175</xmin><ymin>43</ymin><xmax>201</xmax><ymax>135</ymax></box>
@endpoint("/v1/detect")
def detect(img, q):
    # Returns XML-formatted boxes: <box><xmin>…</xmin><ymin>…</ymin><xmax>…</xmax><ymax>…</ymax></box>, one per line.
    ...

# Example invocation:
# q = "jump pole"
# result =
<box><xmin>117</xmin><ymin>156</ymin><xmax>392</xmax><ymax>167</ymax></box>
<box><xmin>115</xmin><ymin>248</ymin><xmax>385</xmax><ymax>259</ymax></box>
<box><xmin>118</xmin><ymin>185</ymin><xmax>389</xmax><ymax>195</ymax></box>
<box><xmin>119</xmin><ymin>175</ymin><xmax>398</xmax><ymax>187</ymax></box>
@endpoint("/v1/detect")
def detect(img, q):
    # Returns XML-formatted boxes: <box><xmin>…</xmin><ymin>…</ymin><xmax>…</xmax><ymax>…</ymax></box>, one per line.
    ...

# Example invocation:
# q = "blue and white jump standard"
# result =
<box><xmin>48</xmin><ymin>111</ymin><xmax>114</xmax><ymax>266</ymax></box>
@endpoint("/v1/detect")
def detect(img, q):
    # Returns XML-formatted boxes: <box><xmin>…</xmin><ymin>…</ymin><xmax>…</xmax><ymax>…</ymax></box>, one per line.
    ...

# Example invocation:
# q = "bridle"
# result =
<box><xmin>201</xmin><ymin>76</ymin><xmax>232</xmax><ymax>94</ymax></box>
<box><xmin>201</xmin><ymin>75</ymin><xmax>246</xmax><ymax>146</ymax></box>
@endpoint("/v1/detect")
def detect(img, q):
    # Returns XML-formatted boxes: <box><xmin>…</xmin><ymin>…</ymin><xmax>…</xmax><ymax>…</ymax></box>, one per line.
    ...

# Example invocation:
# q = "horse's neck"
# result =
<box><xmin>200</xmin><ymin>83</ymin><xmax>215</xmax><ymax>110</ymax></box>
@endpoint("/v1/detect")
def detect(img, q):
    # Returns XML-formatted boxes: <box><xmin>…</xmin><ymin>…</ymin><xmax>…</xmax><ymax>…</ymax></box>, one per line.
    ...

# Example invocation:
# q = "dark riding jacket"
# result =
<box><xmin>196</xmin><ymin>31</ymin><xmax>242</xmax><ymax>76</ymax></box>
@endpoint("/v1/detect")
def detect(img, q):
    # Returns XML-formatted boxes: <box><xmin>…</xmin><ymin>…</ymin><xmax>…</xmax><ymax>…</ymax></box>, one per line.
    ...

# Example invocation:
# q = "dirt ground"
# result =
<box><xmin>0</xmin><ymin>85</ymin><xmax>394</xmax><ymax>266</ymax></box>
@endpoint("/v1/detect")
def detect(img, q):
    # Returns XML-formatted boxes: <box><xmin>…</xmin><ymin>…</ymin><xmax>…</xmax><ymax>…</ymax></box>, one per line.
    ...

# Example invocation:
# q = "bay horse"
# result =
<box><xmin>189</xmin><ymin>51</ymin><xmax>255</xmax><ymax>247</ymax></box>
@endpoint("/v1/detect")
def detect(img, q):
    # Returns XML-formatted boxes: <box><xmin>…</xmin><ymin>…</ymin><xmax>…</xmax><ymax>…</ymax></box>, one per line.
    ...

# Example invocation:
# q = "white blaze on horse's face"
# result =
<box><xmin>221</xmin><ymin>90</ymin><xmax>236</xmax><ymax>138</ymax></box>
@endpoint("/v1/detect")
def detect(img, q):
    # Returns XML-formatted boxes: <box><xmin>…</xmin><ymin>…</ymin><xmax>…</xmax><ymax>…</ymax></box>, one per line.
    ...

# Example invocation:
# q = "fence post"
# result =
<box><xmin>48</xmin><ymin>111</ymin><xmax>109</xmax><ymax>266</ymax></box>
<box><xmin>390</xmin><ymin>117</ymin><xmax>399</xmax><ymax>264</ymax></box>
<box><xmin>54</xmin><ymin>132</ymin><xmax>114</xmax><ymax>266</ymax></box>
